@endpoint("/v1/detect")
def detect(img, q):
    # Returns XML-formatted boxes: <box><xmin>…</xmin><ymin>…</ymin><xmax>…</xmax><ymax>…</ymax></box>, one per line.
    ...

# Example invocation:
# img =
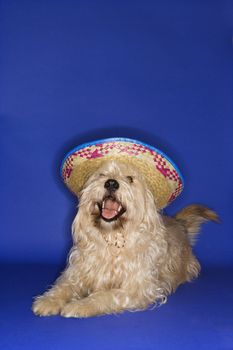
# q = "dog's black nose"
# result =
<box><xmin>104</xmin><ymin>179</ymin><xmax>119</xmax><ymax>191</ymax></box>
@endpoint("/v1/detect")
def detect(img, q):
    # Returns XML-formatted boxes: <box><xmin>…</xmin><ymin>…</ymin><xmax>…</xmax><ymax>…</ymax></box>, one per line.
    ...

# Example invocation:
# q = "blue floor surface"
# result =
<box><xmin>0</xmin><ymin>264</ymin><xmax>232</xmax><ymax>350</ymax></box>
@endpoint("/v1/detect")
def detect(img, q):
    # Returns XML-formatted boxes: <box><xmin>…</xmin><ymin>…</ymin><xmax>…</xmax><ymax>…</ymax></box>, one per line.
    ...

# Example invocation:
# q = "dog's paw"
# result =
<box><xmin>32</xmin><ymin>295</ymin><xmax>62</xmax><ymax>316</ymax></box>
<box><xmin>60</xmin><ymin>300</ymin><xmax>97</xmax><ymax>318</ymax></box>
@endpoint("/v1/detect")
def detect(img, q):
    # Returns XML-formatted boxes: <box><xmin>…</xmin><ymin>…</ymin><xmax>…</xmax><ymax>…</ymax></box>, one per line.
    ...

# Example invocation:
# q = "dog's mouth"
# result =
<box><xmin>97</xmin><ymin>196</ymin><xmax>126</xmax><ymax>222</ymax></box>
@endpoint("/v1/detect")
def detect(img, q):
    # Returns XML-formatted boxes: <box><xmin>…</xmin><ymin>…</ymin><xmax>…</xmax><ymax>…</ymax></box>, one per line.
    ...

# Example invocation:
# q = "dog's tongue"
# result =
<box><xmin>102</xmin><ymin>199</ymin><xmax>120</xmax><ymax>220</ymax></box>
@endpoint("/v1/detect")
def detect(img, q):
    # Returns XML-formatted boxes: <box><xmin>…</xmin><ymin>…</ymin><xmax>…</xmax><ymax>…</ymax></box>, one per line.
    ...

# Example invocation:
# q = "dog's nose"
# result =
<box><xmin>104</xmin><ymin>179</ymin><xmax>119</xmax><ymax>191</ymax></box>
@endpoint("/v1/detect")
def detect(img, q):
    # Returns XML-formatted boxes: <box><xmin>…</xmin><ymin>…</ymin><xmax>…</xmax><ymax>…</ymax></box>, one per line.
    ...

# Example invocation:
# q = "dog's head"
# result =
<box><xmin>78</xmin><ymin>160</ymin><xmax>155</xmax><ymax>231</ymax></box>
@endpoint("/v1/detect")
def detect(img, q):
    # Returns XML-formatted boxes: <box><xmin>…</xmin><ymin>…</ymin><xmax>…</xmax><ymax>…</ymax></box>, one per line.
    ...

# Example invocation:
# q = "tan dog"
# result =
<box><xmin>32</xmin><ymin>160</ymin><xmax>218</xmax><ymax>318</ymax></box>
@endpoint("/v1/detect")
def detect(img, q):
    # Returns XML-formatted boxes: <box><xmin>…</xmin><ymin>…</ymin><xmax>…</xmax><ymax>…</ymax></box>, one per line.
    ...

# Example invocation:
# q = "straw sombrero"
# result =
<box><xmin>61</xmin><ymin>138</ymin><xmax>184</xmax><ymax>209</ymax></box>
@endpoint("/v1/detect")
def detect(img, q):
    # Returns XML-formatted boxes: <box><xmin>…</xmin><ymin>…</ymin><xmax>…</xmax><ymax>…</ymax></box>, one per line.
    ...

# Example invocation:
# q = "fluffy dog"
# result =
<box><xmin>32</xmin><ymin>160</ymin><xmax>218</xmax><ymax>317</ymax></box>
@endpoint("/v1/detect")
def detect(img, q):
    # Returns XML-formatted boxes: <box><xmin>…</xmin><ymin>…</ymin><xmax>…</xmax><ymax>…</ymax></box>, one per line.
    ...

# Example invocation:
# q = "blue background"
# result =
<box><xmin>1</xmin><ymin>0</ymin><xmax>233</xmax><ymax>349</ymax></box>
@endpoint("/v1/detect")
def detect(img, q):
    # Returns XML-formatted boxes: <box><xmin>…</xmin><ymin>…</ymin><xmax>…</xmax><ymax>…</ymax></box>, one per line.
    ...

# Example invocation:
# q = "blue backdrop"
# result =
<box><xmin>1</xmin><ymin>0</ymin><xmax>232</xmax><ymax>267</ymax></box>
<box><xmin>1</xmin><ymin>1</ymin><xmax>233</xmax><ymax>349</ymax></box>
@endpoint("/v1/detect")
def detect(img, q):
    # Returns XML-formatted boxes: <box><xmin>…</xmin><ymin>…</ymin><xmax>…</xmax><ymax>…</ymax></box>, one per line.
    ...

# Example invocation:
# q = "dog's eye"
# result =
<box><xmin>126</xmin><ymin>176</ymin><xmax>134</xmax><ymax>183</ymax></box>
<box><xmin>99</xmin><ymin>173</ymin><xmax>106</xmax><ymax>177</ymax></box>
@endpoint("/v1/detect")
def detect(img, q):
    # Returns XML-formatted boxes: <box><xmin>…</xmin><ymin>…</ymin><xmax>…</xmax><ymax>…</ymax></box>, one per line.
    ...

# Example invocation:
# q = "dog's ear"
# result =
<box><xmin>71</xmin><ymin>210</ymin><xmax>89</xmax><ymax>245</ymax></box>
<box><xmin>137</xmin><ymin>188</ymin><xmax>163</xmax><ymax>235</ymax></box>
<box><xmin>71</xmin><ymin>212</ymin><xmax>81</xmax><ymax>244</ymax></box>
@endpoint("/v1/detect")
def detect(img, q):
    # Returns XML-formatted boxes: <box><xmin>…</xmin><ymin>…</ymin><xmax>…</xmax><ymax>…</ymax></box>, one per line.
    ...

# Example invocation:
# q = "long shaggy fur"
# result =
<box><xmin>32</xmin><ymin>160</ymin><xmax>218</xmax><ymax>318</ymax></box>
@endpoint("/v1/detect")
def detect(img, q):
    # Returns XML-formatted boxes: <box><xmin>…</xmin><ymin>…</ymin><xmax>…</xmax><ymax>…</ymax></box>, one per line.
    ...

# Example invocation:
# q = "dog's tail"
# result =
<box><xmin>174</xmin><ymin>205</ymin><xmax>219</xmax><ymax>246</ymax></box>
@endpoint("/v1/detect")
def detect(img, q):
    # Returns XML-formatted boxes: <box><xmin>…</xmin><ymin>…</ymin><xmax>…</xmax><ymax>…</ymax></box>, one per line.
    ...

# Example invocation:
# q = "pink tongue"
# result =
<box><xmin>102</xmin><ymin>199</ymin><xmax>120</xmax><ymax>220</ymax></box>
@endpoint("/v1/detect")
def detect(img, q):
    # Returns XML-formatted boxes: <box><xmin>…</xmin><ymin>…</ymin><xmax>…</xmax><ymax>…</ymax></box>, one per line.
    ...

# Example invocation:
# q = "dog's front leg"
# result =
<box><xmin>60</xmin><ymin>288</ymin><xmax>147</xmax><ymax>318</ymax></box>
<box><xmin>32</xmin><ymin>270</ymin><xmax>78</xmax><ymax>316</ymax></box>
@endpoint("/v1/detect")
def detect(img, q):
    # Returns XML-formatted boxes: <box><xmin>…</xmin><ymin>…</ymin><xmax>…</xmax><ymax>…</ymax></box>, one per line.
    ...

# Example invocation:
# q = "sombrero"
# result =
<box><xmin>61</xmin><ymin>137</ymin><xmax>184</xmax><ymax>209</ymax></box>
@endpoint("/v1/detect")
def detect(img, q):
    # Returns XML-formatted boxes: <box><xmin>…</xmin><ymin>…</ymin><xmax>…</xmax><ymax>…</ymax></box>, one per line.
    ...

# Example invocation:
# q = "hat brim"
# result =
<box><xmin>61</xmin><ymin>138</ymin><xmax>184</xmax><ymax>209</ymax></box>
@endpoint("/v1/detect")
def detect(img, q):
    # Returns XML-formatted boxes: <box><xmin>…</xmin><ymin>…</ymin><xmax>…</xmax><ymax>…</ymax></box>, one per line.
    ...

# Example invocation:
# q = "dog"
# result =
<box><xmin>32</xmin><ymin>160</ymin><xmax>218</xmax><ymax>317</ymax></box>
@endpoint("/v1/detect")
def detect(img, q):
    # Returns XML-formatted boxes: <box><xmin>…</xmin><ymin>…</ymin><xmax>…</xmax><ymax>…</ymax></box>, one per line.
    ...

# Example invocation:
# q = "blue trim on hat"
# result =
<box><xmin>60</xmin><ymin>137</ymin><xmax>184</xmax><ymax>186</ymax></box>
